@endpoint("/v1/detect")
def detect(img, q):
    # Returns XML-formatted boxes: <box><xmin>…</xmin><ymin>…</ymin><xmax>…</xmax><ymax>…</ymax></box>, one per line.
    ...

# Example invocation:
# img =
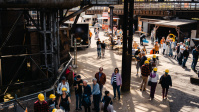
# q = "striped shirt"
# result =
<box><xmin>113</xmin><ymin>75</ymin><xmax>117</xmax><ymax>82</ymax></box>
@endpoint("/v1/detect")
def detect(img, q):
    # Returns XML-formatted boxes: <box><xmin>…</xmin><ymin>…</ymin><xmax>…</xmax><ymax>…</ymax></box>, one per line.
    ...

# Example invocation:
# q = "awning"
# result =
<box><xmin>82</xmin><ymin>15</ymin><xmax>96</xmax><ymax>18</ymax></box>
<box><xmin>148</xmin><ymin>19</ymin><xmax>197</xmax><ymax>28</ymax></box>
<box><xmin>97</xmin><ymin>17</ymin><xmax>120</xmax><ymax>20</ymax></box>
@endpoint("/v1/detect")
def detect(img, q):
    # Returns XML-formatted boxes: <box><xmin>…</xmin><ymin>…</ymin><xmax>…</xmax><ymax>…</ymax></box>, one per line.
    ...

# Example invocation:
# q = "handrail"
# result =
<box><xmin>0</xmin><ymin>52</ymin><xmax>73</xmax><ymax>110</ymax></box>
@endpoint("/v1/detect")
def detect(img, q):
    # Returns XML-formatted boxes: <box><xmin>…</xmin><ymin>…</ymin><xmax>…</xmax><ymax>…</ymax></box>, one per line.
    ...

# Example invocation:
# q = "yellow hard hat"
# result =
<box><xmin>49</xmin><ymin>94</ymin><xmax>56</xmax><ymax>99</ymax></box>
<box><xmin>52</xmin><ymin>109</ymin><xmax>57</xmax><ymax>112</ymax></box>
<box><xmin>144</xmin><ymin>60</ymin><xmax>149</xmax><ymax>64</ymax></box>
<box><xmin>62</xmin><ymin>87</ymin><xmax>67</xmax><ymax>92</ymax></box>
<box><xmin>165</xmin><ymin>69</ymin><xmax>169</xmax><ymax>73</ymax></box>
<box><xmin>153</xmin><ymin>55</ymin><xmax>156</xmax><ymax>58</ymax></box>
<box><xmin>38</xmin><ymin>93</ymin><xmax>45</xmax><ymax>101</ymax></box>
<box><xmin>147</xmin><ymin>58</ymin><xmax>151</xmax><ymax>61</ymax></box>
<box><xmin>153</xmin><ymin>67</ymin><xmax>157</xmax><ymax>72</ymax></box>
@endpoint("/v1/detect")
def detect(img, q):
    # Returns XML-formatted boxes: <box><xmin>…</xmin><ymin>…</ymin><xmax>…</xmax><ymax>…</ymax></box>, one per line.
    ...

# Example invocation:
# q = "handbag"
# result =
<box><xmin>148</xmin><ymin>80</ymin><xmax>152</xmax><ymax>86</ymax></box>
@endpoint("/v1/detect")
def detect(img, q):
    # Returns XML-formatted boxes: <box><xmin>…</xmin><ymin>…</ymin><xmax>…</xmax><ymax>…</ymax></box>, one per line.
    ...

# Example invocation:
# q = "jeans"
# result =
<box><xmin>93</xmin><ymin>94</ymin><xmax>100</xmax><ymax>111</ymax></box>
<box><xmin>169</xmin><ymin>49</ymin><xmax>173</xmax><ymax>57</ymax></box>
<box><xmin>191</xmin><ymin>58</ymin><xmax>198</xmax><ymax>70</ymax></box>
<box><xmin>75</xmin><ymin>94</ymin><xmax>82</xmax><ymax>109</ymax></box>
<box><xmin>178</xmin><ymin>53</ymin><xmax>183</xmax><ymax>65</ymax></box>
<box><xmin>150</xmin><ymin>82</ymin><xmax>157</xmax><ymax>99</ymax></box>
<box><xmin>163</xmin><ymin>49</ymin><xmax>165</xmax><ymax>55</ymax></box>
<box><xmin>182</xmin><ymin>57</ymin><xmax>188</xmax><ymax>67</ymax></box>
<box><xmin>97</xmin><ymin>48</ymin><xmax>101</xmax><ymax>57</ymax></box>
<box><xmin>99</xmin><ymin>85</ymin><xmax>103</xmax><ymax>98</ymax></box>
<box><xmin>113</xmin><ymin>82</ymin><xmax>120</xmax><ymax>99</ymax></box>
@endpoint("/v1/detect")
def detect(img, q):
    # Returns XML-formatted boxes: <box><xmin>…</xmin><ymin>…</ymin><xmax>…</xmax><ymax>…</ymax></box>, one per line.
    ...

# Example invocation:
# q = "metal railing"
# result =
<box><xmin>0</xmin><ymin>53</ymin><xmax>73</xmax><ymax>111</ymax></box>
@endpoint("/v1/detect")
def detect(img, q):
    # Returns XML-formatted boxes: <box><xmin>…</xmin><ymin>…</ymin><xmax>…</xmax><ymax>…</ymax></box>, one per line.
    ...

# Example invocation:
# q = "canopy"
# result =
<box><xmin>149</xmin><ymin>19</ymin><xmax>197</xmax><ymax>28</ymax></box>
<box><xmin>97</xmin><ymin>17</ymin><xmax>120</xmax><ymax>20</ymax></box>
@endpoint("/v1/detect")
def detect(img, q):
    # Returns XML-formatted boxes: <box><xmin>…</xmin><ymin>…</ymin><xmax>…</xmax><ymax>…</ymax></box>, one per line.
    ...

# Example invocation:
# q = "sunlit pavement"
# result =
<box><xmin>69</xmin><ymin>28</ymin><xmax>174</xmax><ymax>112</ymax></box>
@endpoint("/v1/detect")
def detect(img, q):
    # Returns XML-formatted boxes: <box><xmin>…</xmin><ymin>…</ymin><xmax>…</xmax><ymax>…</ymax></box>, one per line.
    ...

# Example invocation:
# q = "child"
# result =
<box><xmin>162</xmin><ymin>41</ymin><xmax>166</xmax><ymax>55</ymax></box>
<box><xmin>48</xmin><ymin>94</ymin><xmax>58</xmax><ymax>112</ymax></box>
<box><xmin>102</xmin><ymin>91</ymin><xmax>112</xmax><ymax>105</ymax></box>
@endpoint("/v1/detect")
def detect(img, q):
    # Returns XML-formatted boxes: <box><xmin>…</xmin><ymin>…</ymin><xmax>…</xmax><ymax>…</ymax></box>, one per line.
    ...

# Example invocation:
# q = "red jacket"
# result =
<box><xmin>95</xmin><ymin>72</ymin><xmax>106</xmax><ymax>85</ymax></box>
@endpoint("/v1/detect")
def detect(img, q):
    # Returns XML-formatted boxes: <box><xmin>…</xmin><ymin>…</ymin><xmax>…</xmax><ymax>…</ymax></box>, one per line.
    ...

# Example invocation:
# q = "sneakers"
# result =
<box><xmin>113</xmin><ymin>97</ymin><xmax>116</xmax><ymax>100</ymax></box>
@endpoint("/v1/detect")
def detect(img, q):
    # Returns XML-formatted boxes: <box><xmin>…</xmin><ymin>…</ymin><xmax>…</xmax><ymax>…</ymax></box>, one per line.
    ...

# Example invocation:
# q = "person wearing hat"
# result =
<box><xmin>140</xmin><ymin>60</ymin><xmax>150</xmax><ymax>91</ymax></box>
<box><xmin>48</xmin><ymin>94</ymin><xmax>57</xmax><ymax>112</ymax></box>
<box><xmin>73</xmin><ymin>75</ymin><xmax>83</xmax><ymax>110</ymax></box>
<box><xmin>92</xmin><ymin>78</ymin><xmax>101</xmax><ymax>112</ymax></box>
<box><xmin>57</xmin><ymin>87</ymin><xmax>71</xmax><ymax>111</ymax></box>
<box><xmin>147</xmin><ymin>57</ymin><xmax>153</xmax><ymax>73</ymax></box>
<box><xmin>151</xmin><ymin>55</ymin><xmax>157</xmax><ymax>68</ymax></box>
<box><xmin>159</xmin><ymin>69</ymin><xmax>172</xmax><ymax>99</ymax></box>
<box><xmin>148</xmin><ymin>68</ymin><xmax>159</xmax><ymax>100</ymax></box>
<box><xmin>140</xmin><ymin>52</ymin><xmax>147</xmax><ymax>67</ymax></box>
<box><xmin>57</xmin><ymin>76</ymin><xmax>70</xmax><ymax>97</ymax></box>
<box><xmin>34</xmin><ymin>93</ymin><xmax>49</xmax><ymax>112</ymax></box>
<box><xmin>52</xmin><ymin>109</ymin><xmax>57</xmax><ymax>112</ymax></box>
<box><xmin>95</xmin><ymin>67</ymin><xmax>106</xmax><ymax>98</ymax></box>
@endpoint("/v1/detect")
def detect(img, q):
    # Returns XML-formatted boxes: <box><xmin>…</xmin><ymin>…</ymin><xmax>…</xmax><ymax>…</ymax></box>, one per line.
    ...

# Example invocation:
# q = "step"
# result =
<box><xmin>190</xmin><ymin>76</ymin><xmax>199</xmax><ymax>85</ymax></box>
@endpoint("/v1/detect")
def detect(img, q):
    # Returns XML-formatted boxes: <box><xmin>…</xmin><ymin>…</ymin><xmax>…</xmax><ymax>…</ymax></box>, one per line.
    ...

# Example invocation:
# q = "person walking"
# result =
<box><xmin>148</xmin><ymin>68</ymin><xmax>159</xmax><ymax>100</ymax></box>
<box><xmin>96</xmin><ymin>39</ymin><xmax>102</xmax><ymax>58</ymax></box>
<box><xmin>159</xmin><ymin>69</ymin><xmax>172</xmax><ymax>100</ymax></box>
<box><xmin>95</xmin><ymin>67</ymin><xmax>106</xmax><ymax>98</ymax></box>
<box><xmin>169</xmin><ymin>40</ymin><xmax>174</xmax><ymax>57</ymax></box>
<box><xmin>48</xmin><ymin>94</ymin><xmax>57</xmax><ymax>112</ymax></box>
<box><xmin>34</xmin><ymin>93</ymin><xmax>49</xmax><ymax>112</ymax></box>
<box><xmin>174</xmin><ymin>43</ymin><xmax>180</xmax><ymax>59</ymax></box>
<box><xmin>136</xmin><ymin>53</ymin><xmax>142</xmax><ymax>76</ymax></box>
<box><xmin>179</xmin><ymin>44</ymin><xmax>185</xmax><ymax>65</ymax></box>
<box><xmin>73</xmin><ymin>75</ymin><xmax>83</xmax><ymax>111</ymax></box>
<box><xmin>57</xmin><ymin>87</ymin><xmax>71</xmax><ymax>111</ymax></box>
<box><xmin>82</xmin><ymin>80</ymin><xmax>92</xmax><ymax>112</ymax></box>
<box><xmin>65</xmin><ymin>65</ymin><xmax>74</xmax><ymax>87</ymax></box>
<box><xmin>111</xmin><ymin>68</ymin><xmax>122</xmax><ymax>100</ymax></box>
<box><xmin>101</xmin><ymin>41</ymin><xmax>106</xmax><ymax>57</ymax></box>
<box><xmin>140</xmin><ymin>33</ymin><xmax>146</xmax><ymax>46</ymax></box>
<box><xmin>57</xmin><ymin>76</ymin><xmax>70</xmax><ymax>97</ymax></box>
<box><xmin>154</xmin><ymin>41</ymin><xmax>159</xmax><ymax>54</ymax></box>
<box><xmin>140</xmin><ymin>52</ymin><xmax>147</xmax><ymax>67</ymax></box>
<box><xmin>140</xmin><ymin>60</ymin><xmax>150</xmax><ymax>91</ymax></box>
<box><xmin>151</xmin><ymin>55</ymin><xmax>157</xmax><ymax>68</ymax></box>
<box><xmin>191</xmin><ymin>46</ymin><xmax>199</xmax><ymax>71</ymax></box>
<box><xmin>92</xmin><ymin>78</ymin><xmax>101</xmax><ymax>112</ymax></box>
<box><xmin>160</xmin><ymin>37</ymin><xmax>165</xmax><ymax>53</ymax></box>
<box><xmin>162</xmin><ymin>41</ymin><xmax>166</xmax><ymax>55</ymax></box>
<box><xmin>182</xmin><ymin>45</ymin><xmax>189</xmax><ymax>67</ymax></box>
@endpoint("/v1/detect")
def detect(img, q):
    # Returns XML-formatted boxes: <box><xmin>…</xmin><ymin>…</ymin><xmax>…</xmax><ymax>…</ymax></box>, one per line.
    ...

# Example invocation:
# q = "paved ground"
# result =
<box><xmin>69</xmin><ymin>28</ymin><xmax>199</xmax><ymax>112</ymax></box>
<box><xmin>69</xmin><ymin>28</ymin><xmax>169</xmax><ymax>112</ymax></box>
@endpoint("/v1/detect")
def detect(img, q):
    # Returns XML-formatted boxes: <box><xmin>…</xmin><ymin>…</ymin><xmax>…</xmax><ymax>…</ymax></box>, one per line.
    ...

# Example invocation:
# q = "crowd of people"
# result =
<box><xmin>34</xmin><ymin>66</ymin><xmax>121</xmax><ymax>112</ymax></box>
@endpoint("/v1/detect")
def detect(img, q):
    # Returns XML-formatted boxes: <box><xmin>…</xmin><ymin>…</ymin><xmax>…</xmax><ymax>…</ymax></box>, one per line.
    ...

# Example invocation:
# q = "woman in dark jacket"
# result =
<box><xmin>182</xmin><ymin>45</ymin><xmax>189</xmax><ymax>67</ymax></box>
<box><xmin>159</xmin><ymin>69</ymin><xmax>172</xmax><ymax>100</ymax></box>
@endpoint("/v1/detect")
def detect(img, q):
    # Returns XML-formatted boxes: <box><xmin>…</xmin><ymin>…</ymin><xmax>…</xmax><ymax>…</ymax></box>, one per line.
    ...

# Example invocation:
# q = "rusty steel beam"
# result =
<box><xmin>59</xmin><ymin>5</ymin><xmax>93</xmax><ymax>25</ymax></box>
<box><xmin>0</xmin><ymin>0</ymin><xmax>81</xmax><ymax>9</ymax></box>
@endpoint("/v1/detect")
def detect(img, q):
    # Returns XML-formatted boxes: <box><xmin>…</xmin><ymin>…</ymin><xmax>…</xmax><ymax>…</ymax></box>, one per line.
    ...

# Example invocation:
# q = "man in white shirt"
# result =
<box><xmin>57</xmin><ymin>76</ymin><xmax>70</xmax><ymax>96</ymax></box>
<box><xmin>179</xmin><ymin>43</ymin><xmax>185</xmax><ymax>65</ymax></box>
